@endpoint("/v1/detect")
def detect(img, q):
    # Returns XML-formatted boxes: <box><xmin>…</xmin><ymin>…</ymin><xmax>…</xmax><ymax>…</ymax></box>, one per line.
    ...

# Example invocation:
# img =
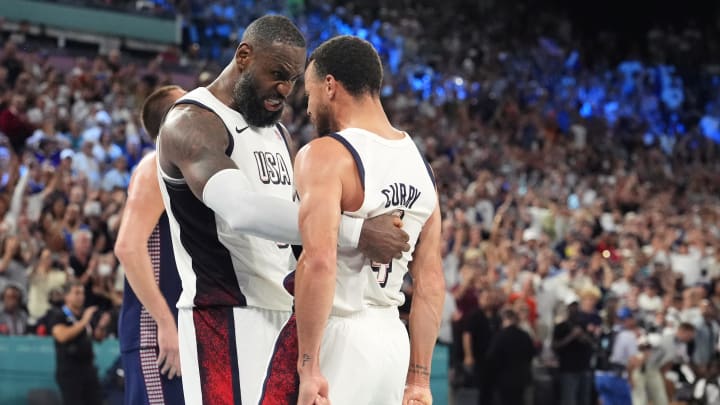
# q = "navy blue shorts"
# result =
<box><xmin>122</xmin><ymin>347</ymin><xmax>185</xmax><ymax>405</ymax></box>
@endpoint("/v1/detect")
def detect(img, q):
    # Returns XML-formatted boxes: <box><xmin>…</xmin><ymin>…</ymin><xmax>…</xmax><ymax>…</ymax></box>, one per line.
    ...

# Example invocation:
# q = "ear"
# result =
<box><xmin>235</xmin><ymin>43</ymin><xmax>253</xmax><ymax>71</ymax></box>
<box><xmin>325</xmin><ymin>74</ymin><xmax>336</xmax><ymax>100</ymax></box>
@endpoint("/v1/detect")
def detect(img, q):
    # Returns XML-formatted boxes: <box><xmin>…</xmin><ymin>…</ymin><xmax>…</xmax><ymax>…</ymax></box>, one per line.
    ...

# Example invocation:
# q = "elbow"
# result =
<box><xmin>114</xmin><ymin>241</ymin><xmax>139</xmax><ymax>266</ymax></box>
<box><xmin>301</xmin><ymin>253</ymin><xmax>336</xmax><ymax>278</ymax></box>
<box><xmin>221</xmin><ymin>213</ymin><xmax>250</xmax><ymax>234</ymax></box>
<box><xmin>52</xmin><ymin>332</ymin><xmax>68</xmax><ymax>344</ymax></box>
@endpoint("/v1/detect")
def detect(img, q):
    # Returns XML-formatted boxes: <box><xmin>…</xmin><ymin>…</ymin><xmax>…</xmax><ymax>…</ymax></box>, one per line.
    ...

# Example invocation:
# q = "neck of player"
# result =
<box><xmin>206</xmin><ymin>65</ymin><xmax>237</xmax><ymax>107</ymax></box>
<box><xmin>336</xmin><ymin>95</ymin><xmax>403</xmax><ymax>140</ymax></box>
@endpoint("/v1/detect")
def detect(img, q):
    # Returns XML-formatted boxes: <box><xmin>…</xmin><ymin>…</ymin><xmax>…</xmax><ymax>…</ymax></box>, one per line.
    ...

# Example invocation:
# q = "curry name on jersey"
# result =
<box><xmin>328</xmin><ymin>128</ymin><xmax>436</xmax><ymax>315</ymax></box>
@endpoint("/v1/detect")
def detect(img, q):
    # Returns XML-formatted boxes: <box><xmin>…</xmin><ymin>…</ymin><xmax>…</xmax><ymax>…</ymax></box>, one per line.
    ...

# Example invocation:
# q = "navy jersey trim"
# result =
<box><xmin>164</xmin><ymin>180</ymin><xmax>245</xmax><ymax>308</ymax></box>
<box><xmin>326</xmin><ymin>133</ymin><xmax>365</xmax><ymax>190</ymax></box>
<box><xmin>413</xmin><ymin>143</ymin><xmax>436</xmax><ymax>188</ymax></box>
<box><xmin>227</xmin><ymin>309</ymin><xmax>243</xmax><ymax>405</ymax></box>
<box><xmin>174</xmin><ymin>99</ymin><xmax>235</xmax><ymax>156</ymax></box>
<box><xmin>157</xmin><ymin>213</ymin><xmax>181</xmax><ymax>318</ymax></box>
<box><xmin>291</xmin><ymin>245</ymin><xmax>303</xmax><ymax>261</ymax></box>
<box><xmin>275</xmin><ymin>123</ymin><xmax>293</xmax><ymax>159</ymax></box>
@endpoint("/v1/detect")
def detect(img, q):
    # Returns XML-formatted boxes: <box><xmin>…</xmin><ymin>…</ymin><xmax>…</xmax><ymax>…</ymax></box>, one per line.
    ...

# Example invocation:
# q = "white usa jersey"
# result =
<box><xmin>156</xmin><ymin>87</ymin><xmax>295</xmax><ymax>310</ymax></box>
<box><xmin>329</xmin><ymin>128</ymin><xmax>436</xmax><ymax>315</ymax></box>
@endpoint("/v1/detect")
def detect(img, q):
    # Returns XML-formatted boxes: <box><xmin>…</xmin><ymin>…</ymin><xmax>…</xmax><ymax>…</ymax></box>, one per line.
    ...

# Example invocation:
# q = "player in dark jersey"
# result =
<box><xmin>115</xmin><ymin>85</ymin><xmax>186</xmax><ymax>405</ymax></box>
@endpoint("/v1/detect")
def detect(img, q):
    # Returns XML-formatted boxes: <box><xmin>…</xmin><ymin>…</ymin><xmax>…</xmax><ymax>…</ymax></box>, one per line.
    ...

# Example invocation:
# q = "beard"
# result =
<box><xmin>313</xmin><ymin>102</ymin><xmax>338</xmax><ymax>138</ymax></box>
<box><xmin>231</xmin><ymin>71</ymin><xmax>284</xmax><ymax>128</ymax></box>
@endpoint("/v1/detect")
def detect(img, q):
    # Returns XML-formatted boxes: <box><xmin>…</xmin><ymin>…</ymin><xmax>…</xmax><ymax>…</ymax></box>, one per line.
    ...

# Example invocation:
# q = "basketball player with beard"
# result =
<box><xmin>156</xmin><ymin>16</ymin><xmax>410</xmax><ymax>405</ymax></box>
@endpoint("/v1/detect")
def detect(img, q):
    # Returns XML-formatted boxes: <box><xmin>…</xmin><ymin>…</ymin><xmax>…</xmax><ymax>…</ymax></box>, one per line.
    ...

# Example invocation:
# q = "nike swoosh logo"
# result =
<box><xmin>236</xmin><ymin>126</ymin><xmax>249</xmax><ymax>134</ymax></box>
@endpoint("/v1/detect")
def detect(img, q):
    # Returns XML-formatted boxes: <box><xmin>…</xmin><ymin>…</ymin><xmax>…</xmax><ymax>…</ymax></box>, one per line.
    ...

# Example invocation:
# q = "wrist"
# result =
<box><xmin>156</xmin><ymin>313</ymin><xmax>176</xmax><ymax>329</ymax></box>
<box><xmin>405</xmin><ymin>377</ymin><xmax>431</xmax><ymax>388</ymax></box>
<box><xmin>297</xmin><ymin>363</ymin><xmax>321</xmax><ymax>376</ymax></box>
<box><xmin>406</xmin><ymin>363</ymin><xmax>431</xmax><ymax>386</ymax></box>
<box><xmin>297</xmin><ymin>352</ymin><xmax>321</xmax><ymax>375</ymax></box>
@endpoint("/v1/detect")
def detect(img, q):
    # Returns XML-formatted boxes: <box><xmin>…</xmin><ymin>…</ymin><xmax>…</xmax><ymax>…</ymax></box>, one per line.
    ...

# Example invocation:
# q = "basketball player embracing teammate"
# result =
<box><xmin>122</xmin><ymin>15</ymin><xmax>438</xmax><ymax>405</ymax></box>
<box><xmin>151</xmin><ymin>15</ymin><xmax>409</xmax><ymax>405</ymax></box>
<box><xmin>260</xmin><ymin>36</ymin><xmax>445</xmax><ymax>405</ymax></box>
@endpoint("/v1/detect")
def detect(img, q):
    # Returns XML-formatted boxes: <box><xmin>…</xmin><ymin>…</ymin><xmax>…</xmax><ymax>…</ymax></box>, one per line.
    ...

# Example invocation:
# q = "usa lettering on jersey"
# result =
<box><xmin>254</xmin><ymin>151</ymin><xmax>291</xmax><ymax>185</ymax></box>
<box><xmin>381</xmin><ymin>182</ymin><xmax>421</xmax><ymax>209</ymax></box>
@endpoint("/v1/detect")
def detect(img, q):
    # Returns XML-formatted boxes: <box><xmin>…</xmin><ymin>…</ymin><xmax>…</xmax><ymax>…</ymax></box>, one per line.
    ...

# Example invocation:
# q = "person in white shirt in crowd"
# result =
<box><xmin>631</xmin><ymin>323</ymin><xmax>695</xmax><ymax>405</ymax></box>
<box><xmin>680</xmin><ymin>287</ymin><xmax>704</xmax><ymax>325</ymax></box>
<box><xmin>70</xmin><ymin>140</ymin><xmax>101</xmax><ymax>190</ymax></box>
<box><xmin>101</xmin><ymin>156</ymin><xmax>130</xmax><ymax>191</ymax></box>
<box><xmin>638</xmin><ymin>281</ymin><xmax>664</xmax><ymax>318</ymax></box>
<box><xmin>610</xmin><ymin>260</ymin><xmax>638</xmax><ymax>302</ymax></box>
<box><xmin>92</xmin><ymin>132</ymin><xmax>123</xmax><ymax>167</ymax></box>
<box><xmin>671</xmin><ymin>240</ymin><xmax>703</xmax><ymax>287</ymax></box>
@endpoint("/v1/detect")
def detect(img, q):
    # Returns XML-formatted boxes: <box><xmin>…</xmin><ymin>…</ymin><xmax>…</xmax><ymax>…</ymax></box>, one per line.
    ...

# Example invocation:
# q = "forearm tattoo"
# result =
<box><xmin>408</xmin><ymin>363</ymin><xmax>430</xmax><ymax>377</ymax></box>
<box><xmin>302</xmin><ymin>353</ymin><xmax>311</xmax><ymax>367</ymax></box>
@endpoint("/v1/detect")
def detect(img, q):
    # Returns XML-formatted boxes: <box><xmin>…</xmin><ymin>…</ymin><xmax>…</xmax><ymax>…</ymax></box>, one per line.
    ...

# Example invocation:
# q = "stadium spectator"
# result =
<box><xmin>48</xmin><ymin>280</ymin><xmax>110</xmax><ymax>405</ymax></box>
<box><xmin>27</xmin><ymin>248</ymin><xmax>69</xmax><ymax>322</ymax></box>
<box><xmin>0</xmin><ymin>94</ymin><xmax>34</xmax><ymax>153</ymax></box>
<box><xmin>0</xmin><ymin>283</ymin><xmax>28</xmax><ymax>335</ymax></box>
<box><xmin>552</xmin><ymin>300</ymin><xmax>595</xmax><ymax>405</ymax></box>
<box><xmin>485</xmin><ymin>308</ymin><xmax>536</xmax><ymax>405</ymax></box>
<box><xmin>631</xmin><ymin>323</ymin><xmax>695</xmax><ymax>405</ymax></box>
<box><xmin>462</xmin><ymin>289</ymin><xmax>501</xmax><ymax>405</ymax></box>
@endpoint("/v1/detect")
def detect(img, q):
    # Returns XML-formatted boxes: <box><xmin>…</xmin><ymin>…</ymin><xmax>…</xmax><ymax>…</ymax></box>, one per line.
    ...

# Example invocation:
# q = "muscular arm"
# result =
<box><xmin>405</xmin><ymin>203</ymin><xmax>445</xmax><ymax>387</ymax></box>
<box><xmin>159</xmin><ymin>106</ymin><xmax>363</xmax><ymax>247</ymax></box>
<box><xmin>115</xmin><ymin>153</ymin><xmax>182</xmax><ymax>377</ymax></box>
<box><xmin>294</xmin><ymin>139</ymin><xmax>347</xmax><ymax>376</ymax></box>
<box><xmin>114</xmin><ymin>153</ymin><xmax>175</xmax><ymax>334</ymax></box>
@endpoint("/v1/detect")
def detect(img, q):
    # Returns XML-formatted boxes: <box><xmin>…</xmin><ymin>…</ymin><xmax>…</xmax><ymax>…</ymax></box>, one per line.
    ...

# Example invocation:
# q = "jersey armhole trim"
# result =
<box><xmin>275</xmin><ymin>123</ymin><xmax>293</xmax><ymax>158</ymax></box>
<box><xmin>413</xmin><ymin>143</ymin><xmax>436</xmax><ymax>188</ymax></box>
<box><xmin>174</xmin><ymin>99</ymin><xmax>235</xmax><ymax>157</ymax></box>
<box><xmin>326</xmin><ymin>133</ymin><xmax>365</xmax><ymax>191</ymax></box>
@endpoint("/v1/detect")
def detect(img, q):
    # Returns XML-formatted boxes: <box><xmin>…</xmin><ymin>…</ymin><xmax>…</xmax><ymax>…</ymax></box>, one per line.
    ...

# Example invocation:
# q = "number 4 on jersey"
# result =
<box><xmin>371</xmin><ymin>261</ymin><xmax>392</xmax><ymax>287</ymax></box>
<box><xmin>370</xmin><ymin>209</ymin><xmax>404</xmax><ymax>288</ymax></box>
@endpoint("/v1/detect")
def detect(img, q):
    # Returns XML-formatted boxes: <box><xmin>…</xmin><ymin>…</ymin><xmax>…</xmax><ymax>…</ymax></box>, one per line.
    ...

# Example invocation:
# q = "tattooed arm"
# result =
<box><xmin>403</xmin><ymin>201</ymin><xmax>445</xmax><ymax>405</ymax></box>
<box><xmin>293</xmin><ymin>138</ymin><xmax>354</xmax><ymax>405</ymax></box>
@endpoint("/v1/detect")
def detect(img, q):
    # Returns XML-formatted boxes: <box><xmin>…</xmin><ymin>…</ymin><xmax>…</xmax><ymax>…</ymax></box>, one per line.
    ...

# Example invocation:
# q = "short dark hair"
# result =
<box><xmin>309</xmin><ymin>35</ymin><xmax>383</xmax><ymax>97</ymax></box>
<box><xmin>62</xmin><ymin>280</ymin><xmax>84</xmax><ymax>295</ymax></box>
<box><xmin>1</xmin><ymin>284</ymin><xmax>22</xmax><ymax>300</ymax></box>
<box><xmin>501</xmin><ymin>308</ymin><xmax>520</xmax><ymax>324</ymax></box>
<box><xmin>140</xmin><ymin>85</ymin><xmax>183</xmax><ymax>141</ymax></box>
<box><xmin>242</xmin><ymin>15</ymin><xmax>306</xmax><ymax>49</ymax></box>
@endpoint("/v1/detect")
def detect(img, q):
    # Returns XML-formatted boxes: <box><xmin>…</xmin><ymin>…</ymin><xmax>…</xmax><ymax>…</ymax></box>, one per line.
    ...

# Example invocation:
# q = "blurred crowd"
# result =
<box><xmin>0</xmin><ymin>36</ymin><xmax>174</xmax><ymax>339</ymax></box>
<box><xmin>2</xmin><ymin>1</ymin><xmax>720</xmax><ymax>404</ymax></box>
